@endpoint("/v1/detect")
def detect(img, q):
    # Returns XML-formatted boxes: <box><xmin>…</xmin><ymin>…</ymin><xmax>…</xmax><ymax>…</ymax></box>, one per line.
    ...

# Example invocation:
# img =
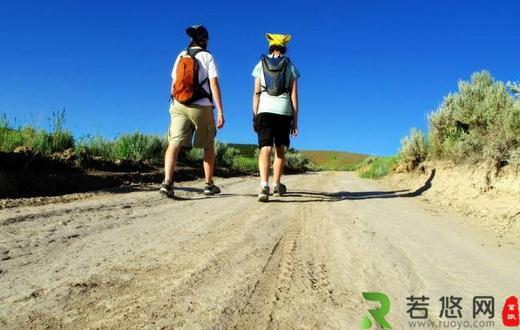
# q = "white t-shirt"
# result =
<box><xmin>252</xmin><ymin>55</ymin><xmax>300</xmax><ymax>116</ymax></box>
<box><xmin>171</xmin><ymin>47</ymin><xmax>218</xmax><ymax>107</ymax></box>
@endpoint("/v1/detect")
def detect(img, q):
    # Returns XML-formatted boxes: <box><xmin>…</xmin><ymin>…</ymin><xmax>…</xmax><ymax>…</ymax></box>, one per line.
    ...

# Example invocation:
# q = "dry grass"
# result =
<box><xmin>301</xmin><ymin>150</ymin><xmax>369</xmax><ymax>170</ymax></box>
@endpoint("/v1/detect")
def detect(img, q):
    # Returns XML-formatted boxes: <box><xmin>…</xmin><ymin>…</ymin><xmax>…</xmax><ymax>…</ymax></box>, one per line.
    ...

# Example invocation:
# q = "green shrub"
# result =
<box><xmin>76</xmin><ymin>135</ymin><xmax>115</xmax><ymax>160</ymax></box>
<box><xmin>507</xmin><ymin>81</ymin><xmax>520</xmax><ymax>97</ymax></box>
<box><xmin>232</xmin><ymin>156</ymin><xmax>257</xmax><ymax>173</ymax></box>
<box><xmin>50</xmin><ymin>130</ymin><xmax>75</xmax><ymax>153</ymax></box>
<box><xmin>113</xmin><ymin>132</ymin><xmax>166</xmax><ymax>162</ymax></box>
<box><xmin>32</xmin><ymin>129</ymin><xmax>53</xmax><ymax>154</ymax></box>
<box><xmin>184</xmin><ymin>142</ymin><xmax>241</xmax><ymax>167</ymax></box>
<box><xmin>46</xmin><ymin>109</ymin><xmax>75</xmax><ymax>153</ymax></box>
<box><xmin>398</xmin><ymin>128</ymin><xmax>428</xmax><ymax>169</ymax></box>
<box><xmin>285</xmin><ymin>148</ymin><xmax>316</xmax><ymax>171</ymax></box>
<box><xmin>359</xmin><ymin>156</ymin><xmax>398</xmax><ymax>179</ymax></box>
<box><xmin>0</xmin><ymin>127</ymin><xmax>23</xmax><ymax>152</ymax></box>
<box><xmin>0</xmin><ymin>117</ymin><xmax>73</xmax><ymax>155</ymax></box>
<box><xmin>427</xmin><ymin>71</ymin><xmax>519</xmax><ymax>170</ymax></box>
<box><xmin>216</xmin><ymin>141</ymin><xmax>240</xmax><ymax>167</ymax></box>
<box><xmin>0</xmin><ymin>114</ymin><xmax>8</xmax><ymax>129</ymax></box>
<box><xmin>227</xmin><ymin>143</ymin><xmax>257</xmax><ymax>157</ymax></box>
<box><xmin>510</xmin><ymin>145</ymin><xmax>520</xmax><ymax>167</ymax></box>
<box><xmin>186</xmin><ymin>148</ymin><xmax>203</xmax><ymax>162</ymax></box>
<box><xmin>76</xmin><ymin>133</ymin><xmax>166</xmax><ymax>164</ymax></box>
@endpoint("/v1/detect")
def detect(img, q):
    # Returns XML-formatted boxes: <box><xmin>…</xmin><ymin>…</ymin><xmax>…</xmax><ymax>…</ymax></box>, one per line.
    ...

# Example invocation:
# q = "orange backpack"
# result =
<box><xmin>172</xmin><ymin>48</ymin><xmax>211</xmax><ymax>104</ymax></box>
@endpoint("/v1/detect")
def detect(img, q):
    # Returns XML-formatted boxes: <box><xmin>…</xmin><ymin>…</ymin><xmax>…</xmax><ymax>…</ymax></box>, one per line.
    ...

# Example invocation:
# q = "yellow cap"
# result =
<box><xmin>265</xmin><ymin>33</ymin><xmax>291</xmax><ymax>47</ymax></box>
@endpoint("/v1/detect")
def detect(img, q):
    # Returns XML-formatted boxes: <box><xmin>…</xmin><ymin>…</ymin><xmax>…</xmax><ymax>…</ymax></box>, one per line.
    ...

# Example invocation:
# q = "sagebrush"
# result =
<box><xmin>399</xmin><ymin>128</ymin><xmax>428</xmax><ymax>170</ymax></box>
<box><xmin>359</xmin><ymin>156</ymin><xmax>399</xmax><ymax>179</ymax></box>
<box><xmin>398</xmin><ymin>71</ymin><xmax>520</xmax><ymax>172</ymax></box>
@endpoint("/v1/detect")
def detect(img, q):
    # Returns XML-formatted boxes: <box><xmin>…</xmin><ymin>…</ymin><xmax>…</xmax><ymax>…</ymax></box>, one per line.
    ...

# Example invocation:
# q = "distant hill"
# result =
<box><xmin>300</xmin><ymin>150</ymin><xmax>369</xmax><ymax>170</ymax></box>
<box><xmin>226</xmin><ymin>144</ymin><xmax>369</xmax><ymax>171</ymax></box>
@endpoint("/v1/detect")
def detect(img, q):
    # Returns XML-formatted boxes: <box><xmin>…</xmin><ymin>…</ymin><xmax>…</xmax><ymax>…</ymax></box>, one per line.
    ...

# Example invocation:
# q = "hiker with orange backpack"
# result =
<box><xmin>160</xmin><ymin>25</ymin><xmax>225</xmax><ymax>198</ymax></box>
<box><xmin>252</xmin><ymin>33</ymin><xmax>300</xmax><ymax>202</ymax></box>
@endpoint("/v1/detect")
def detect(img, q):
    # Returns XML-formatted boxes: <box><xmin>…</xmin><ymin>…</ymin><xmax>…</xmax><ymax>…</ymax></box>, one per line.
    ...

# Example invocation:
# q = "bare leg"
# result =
<box><xmin>273</xmin><ymin>146</ymin><xmax>286</xmax><ymax>184</ymax></box>
<box><xmin>203</xmin><ymin>145</ymin><xmax>215</xmax><ymax>183</ymax></box>
<box><xmin>164</xmin><ymin>143</ymin><xmax>181</xmax><ymax>184</ymax></box>
<box><xmin>258</xmin><ymin>146</ymin><xmax>272</xmax><ymax>184</ymax></box>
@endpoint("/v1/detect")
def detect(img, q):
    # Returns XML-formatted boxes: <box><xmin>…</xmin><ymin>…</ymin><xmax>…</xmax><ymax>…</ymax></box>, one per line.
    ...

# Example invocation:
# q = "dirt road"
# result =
<box><xmin>1</xmin><ymin>172</ymin><xmax>518</xmax><ymax>329</ymax></box>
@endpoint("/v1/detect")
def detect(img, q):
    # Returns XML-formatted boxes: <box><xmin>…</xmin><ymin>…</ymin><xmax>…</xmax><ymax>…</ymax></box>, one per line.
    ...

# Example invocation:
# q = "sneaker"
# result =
<box><xmin>203</xmin><ymin>182</ymin><xmax>221</xmax><ymax>196</ymax></box>
<box><xmin>257</xmin><ymin>185</ymin><xmax>270</xmax><ymax>202</ymax></box>
<box><xmin>159</xmin><ymin>181</ymin><xmax>174</xmax><ymax>198</ymax></box>
<box><xmin>273</xmin><ymin>183</ymin><xmax>287</xmax><ymax>197</ymax></box>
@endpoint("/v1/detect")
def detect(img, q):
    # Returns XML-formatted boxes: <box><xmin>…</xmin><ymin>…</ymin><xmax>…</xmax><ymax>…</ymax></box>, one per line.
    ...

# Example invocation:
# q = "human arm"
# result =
<box><xmin>209</xmin><ymin>77</ymin><xmax>224</xmax><ymax>129</ymax></box>
<box><xmin>290</xmin><ymin>79</ymin><xmax>298</xmax><ymax>137</ymax></box>
<box><xmin>252</xmin><ymin>78</ymin><xmax>261</xmax><ymax>131</ymax></box>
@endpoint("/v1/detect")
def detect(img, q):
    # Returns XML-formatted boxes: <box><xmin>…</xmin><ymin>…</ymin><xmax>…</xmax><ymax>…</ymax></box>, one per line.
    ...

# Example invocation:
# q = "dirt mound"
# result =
<box><xmin>383</xmin><ymin>161</ymin><xmax>520</xmax><ymax>242</ymax></box>
<box><xmin>0</xmin><ymin>150</ymin><xmax>242</xmax><ymax>199</ymax></box>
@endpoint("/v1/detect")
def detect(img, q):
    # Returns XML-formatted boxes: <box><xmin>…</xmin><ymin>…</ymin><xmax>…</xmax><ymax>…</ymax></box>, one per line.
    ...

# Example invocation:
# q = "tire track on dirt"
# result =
<box><xmin>2</xmin><ymin>173</ymin><xmax>520</xmax><ymax>329</ymax></box>
<box><xmin>28</xmin><ymin>189</ymin><xmax>284</xmax><ymax>329</ymax></box>
<box><xmin>234</xmin><ymin>182</ymin><xmax>343</xmax><ymax>329</ymax></box>
<box><xmin>234</xmin><ymin>209</ymin><xmax>303</xmax><ymax>329</ymax></box>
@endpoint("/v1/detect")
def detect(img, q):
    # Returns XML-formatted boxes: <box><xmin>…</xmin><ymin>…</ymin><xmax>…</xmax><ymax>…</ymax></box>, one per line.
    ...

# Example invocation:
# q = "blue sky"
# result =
<box><xmin>1</xmin><ymin>1</ymin><xmax>519</xmax><ymax>155</ymax></box>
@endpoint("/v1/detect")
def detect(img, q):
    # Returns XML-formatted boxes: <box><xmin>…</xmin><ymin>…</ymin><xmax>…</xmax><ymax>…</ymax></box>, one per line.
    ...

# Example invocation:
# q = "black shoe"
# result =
<box><xmin>203</xmin><ymin>182</ymin><xmax>221</xmax><ymax>196</ymax></box>
<box><xmin>159</xmin><ymin>181</ymin><xmax>174</xmax><ymax>198</ymax></box>
<box><xmin>273</xmin><ymin>183</ymin><xmax>287</xmax><ymax>197</ymax></box>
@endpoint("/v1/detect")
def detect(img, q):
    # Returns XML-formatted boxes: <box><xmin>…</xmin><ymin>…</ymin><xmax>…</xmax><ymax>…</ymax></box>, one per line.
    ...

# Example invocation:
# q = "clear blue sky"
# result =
<box><xmin>1</xmin><ymin>1</ymin><xmax>519</xmax><ymax>155</ymax></box>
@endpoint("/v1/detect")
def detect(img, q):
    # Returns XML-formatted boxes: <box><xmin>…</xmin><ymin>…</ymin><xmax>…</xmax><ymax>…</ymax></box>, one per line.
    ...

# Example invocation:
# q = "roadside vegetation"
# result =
<box><xmin>358</xmin><ymin>156</ymin><xmax>399</xmax><ymax>179</ymax></box>
<box><xmin>0</xmin><ymin>113</ymin><xmax>315</xmax><ymax>174</ymax></box>
<box><xmin>186</xmin><ymin>143</ymin><xmax>317</xmax><ymax>173</ymax></box>
<box><xmin>0</xmin><ymin>110</ymin><xmax>75</xmax><ymax>156</ymax></box>
<box><xmin>75</xmin><ymin>134</ymin><xmax>165</xmax><ymax>163</ymax></box>
<box><xmin>398</xmin><ymin>71</ymin><xmax>520</xmax><ymax>175</ymax></box>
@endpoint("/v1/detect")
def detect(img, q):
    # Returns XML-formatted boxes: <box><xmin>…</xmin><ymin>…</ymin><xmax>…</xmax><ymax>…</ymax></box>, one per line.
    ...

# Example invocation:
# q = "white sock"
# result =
<box><xmin>261</xmin><ymin>181</ymin><xmax>269</xmax><ymax>188</ymax></box>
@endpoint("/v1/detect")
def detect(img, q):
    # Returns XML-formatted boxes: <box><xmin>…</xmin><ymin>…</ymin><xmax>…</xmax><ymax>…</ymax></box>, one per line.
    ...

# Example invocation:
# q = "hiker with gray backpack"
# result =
<box><xmin>160</xmin><ymin>25</ymin><xmax>225</xmax><ymax>198</ymax></box>
<box><xmin>252</xmin><ymin>33</ymin><xmax>300</xmax><ymax>202</ymax></box>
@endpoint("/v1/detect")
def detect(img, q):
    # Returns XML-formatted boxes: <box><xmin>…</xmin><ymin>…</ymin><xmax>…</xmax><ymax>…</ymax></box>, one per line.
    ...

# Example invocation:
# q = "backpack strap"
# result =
<box><xmin>198</xmin><ymin>77</ymin><xmax>213</xmax><ymax>102</ymax></box>
<box><xmin>186</xmin><ymin>48</ymin><xmax>213</xmax><ymax>103</ymax></box>
<box><xmin>187</xmin><ymin>47</ymin><xmax>211</xmax><ymax>57</ymax></box>
<box><xmin>259</xmin><ymin>55</ymin><xmax>269</xmax><ymax>94</ymax></box>
<box><xmin>259</xmin><ymin>54</ymin><xmax>291</xmax><ymax>95</ymax></box>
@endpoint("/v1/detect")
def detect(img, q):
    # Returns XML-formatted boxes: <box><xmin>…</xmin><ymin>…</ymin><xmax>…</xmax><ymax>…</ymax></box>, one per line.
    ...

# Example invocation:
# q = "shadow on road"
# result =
<box><xmin>268</xmin><ymin>169</ymin><xmax>436</xmax><ymax>203</ymax></box>
<box><xmin>160</xmin><ymin>169</ymin><xmax>436</xmax><ymax>203</ymax></box>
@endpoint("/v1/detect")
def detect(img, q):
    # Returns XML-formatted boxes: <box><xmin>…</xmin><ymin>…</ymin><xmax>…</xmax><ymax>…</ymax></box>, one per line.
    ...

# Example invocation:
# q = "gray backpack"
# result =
<box><xmin>260</xmin><ymin>55</ymin><xmax>291</xmax><ymax>96</ymax></box>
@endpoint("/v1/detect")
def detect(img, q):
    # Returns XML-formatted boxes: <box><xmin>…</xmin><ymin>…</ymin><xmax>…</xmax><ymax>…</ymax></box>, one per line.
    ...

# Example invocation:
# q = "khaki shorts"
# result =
<box><xmin>167</xmin><ymin>103</ymin><xmax>216</xmax><ymax>148</ymax></box>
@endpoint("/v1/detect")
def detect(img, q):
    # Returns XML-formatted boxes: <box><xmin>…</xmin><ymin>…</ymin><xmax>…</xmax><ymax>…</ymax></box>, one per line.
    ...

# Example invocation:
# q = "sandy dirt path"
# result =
<box><xmin>1</xmin><ymin>172</ymin><xmax>518</xmax><ymax>329</ymax></box>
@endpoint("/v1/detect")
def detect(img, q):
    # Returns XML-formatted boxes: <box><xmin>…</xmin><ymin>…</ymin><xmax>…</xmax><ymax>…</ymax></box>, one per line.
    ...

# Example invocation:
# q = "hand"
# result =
<box><xmin>291</xmin><ymin>123</ymin><xmax>298</xmax><ymax>137</ymax></box>
<box><xmin>217</xmin><ymin>112</ymin><xmax>225</xmax><ymax>129</ymax></box>
<box><xmin>253</xmin><ymin>117</ymin><xmax>259</xmax><ymax>132</ymax></box>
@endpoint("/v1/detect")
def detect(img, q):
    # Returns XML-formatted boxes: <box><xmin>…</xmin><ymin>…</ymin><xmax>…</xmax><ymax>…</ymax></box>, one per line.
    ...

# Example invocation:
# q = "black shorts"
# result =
<box><xmin>257</xmin><ymin>112</ymin><xmax>293</xmax><ymax>148</ymax></box>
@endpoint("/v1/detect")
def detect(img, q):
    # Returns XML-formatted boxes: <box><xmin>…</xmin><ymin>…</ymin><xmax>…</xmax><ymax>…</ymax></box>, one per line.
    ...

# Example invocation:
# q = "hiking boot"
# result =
<box><xmin>203</xmin><ymin>182</ymin><xmax>221</xmax><ymax>196</ymax></box>
<box><xmin>257</xmin><ymin>185</ymin><xmax>270</xmax><ymax>202</ymax></box>
<box><xmin>273</xmin><ymin>183</ymin><xmax>287</xmax><ymax>197</ymax></box>
<box><xmin>159</xmin><ymin>181</ymin><xmax>174</xmax><ymax>198</ymax></box>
